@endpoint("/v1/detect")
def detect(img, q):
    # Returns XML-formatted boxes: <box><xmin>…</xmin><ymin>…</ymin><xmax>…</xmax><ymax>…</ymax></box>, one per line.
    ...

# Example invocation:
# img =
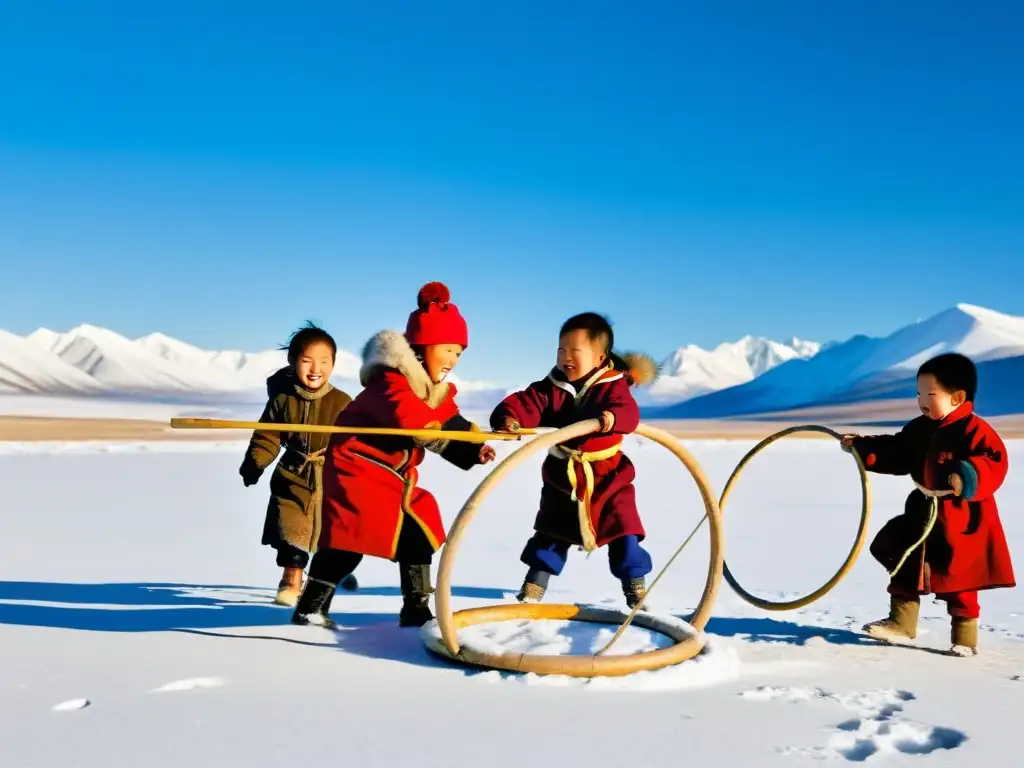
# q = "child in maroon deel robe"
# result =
<box><xmin>842</xmin><ymin>352</ymin><xmax>1014</xmax><ymax>657</ymax></box>
<box><xmin>290</xmin><ymin>282</ymin><xmax>496</xmax><ymax>629</ymax></box>
<box><xmin>490</xmin><ymin>312</ymin><xmax>658</xmax><ymax>610</ymax></box>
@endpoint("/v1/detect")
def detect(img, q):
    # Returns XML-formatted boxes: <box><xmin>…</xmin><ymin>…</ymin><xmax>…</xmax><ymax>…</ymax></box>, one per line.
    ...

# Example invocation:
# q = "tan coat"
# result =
<box><xmin>240</xmin><ymin>367</ymin><xmax>352</xmax><ymax>553</ymax></box>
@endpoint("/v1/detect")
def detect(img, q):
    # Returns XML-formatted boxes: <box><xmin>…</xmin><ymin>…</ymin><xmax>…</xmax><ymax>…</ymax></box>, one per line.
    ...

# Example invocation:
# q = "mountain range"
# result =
<box><xmin>643</xmin><ymin>335</ymin><xmax>821</xmax><ymax>403</ymax></box>
<box><xmin>647</xmin><ymin>303</ymin><xmax>1024</xmax><ymax>419</ymax></box>
<box><xmin>2</xmin><ymin>303</ymin><xmax>1021</xmax><ymax>419</ymax></box>
<box><xmin>0</xmin><ymin>323</ymin><xmax>819</xmax><ymax>406</ymax></box>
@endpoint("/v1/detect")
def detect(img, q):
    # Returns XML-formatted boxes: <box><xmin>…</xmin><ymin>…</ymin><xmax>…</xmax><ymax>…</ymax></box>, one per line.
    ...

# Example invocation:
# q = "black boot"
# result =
<box><xmin>291</xmin><ymin>577</ymin><xmax>338</xmax><ymax>628</ymax></box>
<box><xmin>398</xmin><ymin>563</ymin><xmax>434</xmax><ymax>627</ymax></box>
<box><xmin>339</xmin><ymin>572</ymin><xmax>359</xmax><ymax>591</ymax></box>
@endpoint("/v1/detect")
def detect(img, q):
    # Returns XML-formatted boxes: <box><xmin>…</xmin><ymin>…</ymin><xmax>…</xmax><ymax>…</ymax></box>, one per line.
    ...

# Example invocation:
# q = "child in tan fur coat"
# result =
<box><xmin>239</xmin><ymin>322</ymin><xmax>354</xmax><ymax>606</ymax></box>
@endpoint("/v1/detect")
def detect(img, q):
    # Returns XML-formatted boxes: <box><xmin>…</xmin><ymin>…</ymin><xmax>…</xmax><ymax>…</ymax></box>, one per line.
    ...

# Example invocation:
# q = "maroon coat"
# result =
<box><xmin>319</xmin><ymin>331</ymin><xmax>484</xmax><ymax>561</ymax></box>
<box><xmin>490</xmin><ymin>363</ymin><xmax>643</xmax><ymax>549</ymax></box>
<box><xmin>852</xmin><ymin>402</ymin><xmax>1014</xmax><ymax>595</ymax></box>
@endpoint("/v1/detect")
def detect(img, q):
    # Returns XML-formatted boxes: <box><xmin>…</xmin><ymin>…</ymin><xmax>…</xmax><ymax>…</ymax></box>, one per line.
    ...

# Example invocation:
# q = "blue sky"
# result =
<box><xmin>1</xmin><ymin>1</ymin><xmax>1021</xmax><ymax>384</ymax></box>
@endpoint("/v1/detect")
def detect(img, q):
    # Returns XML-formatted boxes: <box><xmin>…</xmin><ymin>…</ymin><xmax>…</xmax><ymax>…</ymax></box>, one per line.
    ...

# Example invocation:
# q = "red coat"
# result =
<box><xmin>852</xmin><ymin>402</ymin><xmax>1014</xmax><ymax>595</ymax></box>
<box><xmin>490</xmin><ymin>363</ymin><xmax>643</xmax><ymax>550</ymax></box>
<box><xmin>319</xmin><ymin>330</ymin><xmax>484</xmax><ymax>561</ymax></box>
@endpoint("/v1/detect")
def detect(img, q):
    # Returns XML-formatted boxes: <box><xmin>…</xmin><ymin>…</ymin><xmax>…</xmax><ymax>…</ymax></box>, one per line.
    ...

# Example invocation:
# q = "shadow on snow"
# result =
<box><xmin>0</xmin><ymin>580</ymin><xmax>880</xmax><ymax>676</ymax></box>
<box><xmin>0</xmin><ymin>580</ymin><xmax>502</xmax><ymax>632</ymax></box>
<box><xmin>700</xmin><ymin>615</ymin><xmax>876</xmax><ymax>647</ymax></box>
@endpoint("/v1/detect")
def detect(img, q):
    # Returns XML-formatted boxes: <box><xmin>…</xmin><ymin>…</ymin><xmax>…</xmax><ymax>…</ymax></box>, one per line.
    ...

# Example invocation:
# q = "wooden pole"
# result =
<box><xmin>167</xmin><ymin>417</ymin><xmax>532</xmax><ymax>443</ymax></box>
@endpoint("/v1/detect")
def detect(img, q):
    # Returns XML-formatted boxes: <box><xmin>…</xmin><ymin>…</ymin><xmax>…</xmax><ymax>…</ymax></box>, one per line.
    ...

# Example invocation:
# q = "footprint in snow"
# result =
<box><xmin>741</xmin><ymin>685</ymin><xmax>966</xmax><ymax>760</ymax></box>
<box><xmin>151</xmin><ymin>677</ymin><xmax>225</xmax><ymax>693</ymax></box>
<box><xmin>52</xmin><ymin>698</ymin><xmax>90</xmax><ymax>712</ymax></box>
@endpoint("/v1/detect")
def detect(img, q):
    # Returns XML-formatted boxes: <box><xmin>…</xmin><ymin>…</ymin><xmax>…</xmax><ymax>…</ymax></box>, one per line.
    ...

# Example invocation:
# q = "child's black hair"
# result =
<box><xmin>559</xmin><ymin>312</ymin><xmax>629</xmax><ymax>370</ymax></box>
<box><xmin>560</xmin><ymin>312</ymin><xmax>614</xmax><ymax>350</ymax></box>
<box><xmin>281</xmin><ymin>321</ymin><xmax>337</xmax><ymax>367</ymax></box>
<box><xmin>917</xmin><ymin>352</ymin><xmax>977</xmax><ymax>402</ymax></box>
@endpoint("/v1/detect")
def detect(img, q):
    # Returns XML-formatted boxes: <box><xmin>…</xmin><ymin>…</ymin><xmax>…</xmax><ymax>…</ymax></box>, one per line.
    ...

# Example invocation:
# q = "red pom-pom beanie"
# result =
<box><xmin>405</xmin><ymin>281</ymin><xmax>469</xmax><ymax>348</ymax></box>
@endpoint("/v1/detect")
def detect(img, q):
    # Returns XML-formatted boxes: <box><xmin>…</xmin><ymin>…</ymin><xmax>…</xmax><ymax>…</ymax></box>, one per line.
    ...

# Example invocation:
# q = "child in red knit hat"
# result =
<box><xmin>491</xmin><ymin>312</ymin><xmax>658</xmax><ymax>610</ymax></box>
<box><xmin>291</xmin><ymin>282</ymin><xmax>496</xmax><ymax>628</ymax></box>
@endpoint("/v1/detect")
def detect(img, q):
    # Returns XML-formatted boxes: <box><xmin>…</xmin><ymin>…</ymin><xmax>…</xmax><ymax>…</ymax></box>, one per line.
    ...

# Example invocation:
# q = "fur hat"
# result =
<box><xmin>404</xmin><ymin>282</ymin><xmax>469</xmax><ymax>348</ymax></box>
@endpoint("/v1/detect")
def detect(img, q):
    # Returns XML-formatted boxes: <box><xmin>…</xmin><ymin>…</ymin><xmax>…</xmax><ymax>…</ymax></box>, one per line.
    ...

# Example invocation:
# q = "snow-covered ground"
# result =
<box><xmin>1</xmin><ymin>436</ymin><xmax>1021</xmax><ymax>765</ymax></box>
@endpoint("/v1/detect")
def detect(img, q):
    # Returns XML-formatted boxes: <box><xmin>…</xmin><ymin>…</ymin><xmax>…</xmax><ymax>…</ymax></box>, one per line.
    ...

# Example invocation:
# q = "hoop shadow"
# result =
<box><xmin>699</xmin><ymin>615</ymin><xmax>876</xmax><ymax>646</ymax></box>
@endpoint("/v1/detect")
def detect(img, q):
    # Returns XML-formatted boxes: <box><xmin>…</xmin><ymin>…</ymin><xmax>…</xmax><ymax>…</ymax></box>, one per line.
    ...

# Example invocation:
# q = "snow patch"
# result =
<box><xmin>740</xmin><ymin>685</ymin><xmax>832</xmax><ymax>703</ymax></box>
<box><xmin>51</xmin><ymin>698</ymin><xmax>90</xmax><ymax>712</ymax></box>
<box><xmin>151</xmin><ymin>677</ymin><xmax>226</xmax><ymax>693</ymax></box>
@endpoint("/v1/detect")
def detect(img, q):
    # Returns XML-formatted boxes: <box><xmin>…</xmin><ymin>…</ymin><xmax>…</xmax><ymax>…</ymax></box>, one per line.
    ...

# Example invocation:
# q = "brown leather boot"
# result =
<box><xmin>863</xmin><ymin>596</ymin><xmax>919</xmax><ymax>644</ymax></box>
<box><xmin>515</xmin><ymin>569</ymin><xmax>550</xmax><ymax>604</ymax></box>
<box><xmin>274</xmin><ymin>566</ymin><xmax>304</xmax><ymax>607</ymax></box>
<box><xmin>950</xmin><ymin>617</ymin><xmax>979</xmax><ymax>657</ymax></box>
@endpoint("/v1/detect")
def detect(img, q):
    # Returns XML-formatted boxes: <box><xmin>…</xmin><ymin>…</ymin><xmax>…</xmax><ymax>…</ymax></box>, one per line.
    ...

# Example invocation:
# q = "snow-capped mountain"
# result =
<box><xmin>0</xmin><ymin>330</ymin><xmax>104</xmax><ymax>395</ymax></box>
<box><xmin>1</xmin><ymin>325</ymin><xmax>500</xmax><ymax>407</ymax></box>
<box><xmin>132</xmin><ymin>331</ymin><xmax>362</xmax><ymax>390</ymax></box>
<box><xmin>646</xmin><ymin>335</ymin><xmax>821</xmax><ymax>403</ymax></box>
<box><xmin>650</xmin><ymin>304</ymin><xmax>1024</xmax><ymax>419</ymax></box>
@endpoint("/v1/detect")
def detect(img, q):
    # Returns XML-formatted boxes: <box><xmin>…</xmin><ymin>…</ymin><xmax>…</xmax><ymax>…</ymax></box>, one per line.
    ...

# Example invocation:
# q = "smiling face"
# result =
<box><xmin>557</xmin><ymin>329</ymin><xmax>606</xmax><ymax>381</ymax></box>
<box><xmin>423</xmin><ymin>343</ymin><xmax>463</xmax><ymax>384</ymax></box>
<box><xmin>294</xmin><ymin>340</ymin><xmax>335</xmax><ymax>390</ymax></box>
<box><xmin>917</xmin><ymin>373</ymin><xmax>965</xmax><ymax>420</ymax></box>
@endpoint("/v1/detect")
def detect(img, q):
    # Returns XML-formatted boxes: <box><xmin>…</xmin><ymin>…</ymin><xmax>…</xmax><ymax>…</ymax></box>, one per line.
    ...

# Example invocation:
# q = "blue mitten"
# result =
<box><xmin>955</xmin><ymin>461</ymin><xmax>979</xmax><ymax>500</ymax></box>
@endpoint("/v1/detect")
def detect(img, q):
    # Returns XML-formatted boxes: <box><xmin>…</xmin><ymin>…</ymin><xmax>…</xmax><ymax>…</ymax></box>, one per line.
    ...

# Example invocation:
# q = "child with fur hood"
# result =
<box><xmin>490</xmin><ymin>312</ymin><xmax>658</xmax><ymax>609</ymax></box>
<box><xmin>842</xmin><ymin>352</ymin><xmax>1014</xmax><ymax>657</ymax></box>
<box><xmin>239</xmin><ymin>322</ymin><xmax>354</xmax><ymax>607</ymax></box>
<box><xmin>291</xmin><ymin>282</ymin><xmax>496</xmax><ymax>628</ymax></box>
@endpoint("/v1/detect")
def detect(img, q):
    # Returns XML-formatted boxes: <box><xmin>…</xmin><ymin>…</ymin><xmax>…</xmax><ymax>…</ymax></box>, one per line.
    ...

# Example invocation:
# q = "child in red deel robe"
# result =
<box><xmin>490</xmin><ymin>312</ymin><xmax>657</xmax><ymax>610</ymax></box>
<box><xmin>843</xmin><ymin>352</ymin><xmax>1014</xmax><ymax>657</ymax></box>
<box><xmin>290</xmin><ymin>282</ymin><xmax>496</xmax><ymax>628</ymax></box>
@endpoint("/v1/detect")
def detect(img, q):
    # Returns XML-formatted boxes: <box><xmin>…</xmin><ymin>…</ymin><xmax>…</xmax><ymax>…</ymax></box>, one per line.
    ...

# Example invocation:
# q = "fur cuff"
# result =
<box><xmin>957</xmin><ymin>460</ymin><xmax>979</xmax><ymax>500</ymax></box>
<box><xmin>619</xmin><ymin>352</ymin><xmax>658</xmax><ymax>387</ymax></box>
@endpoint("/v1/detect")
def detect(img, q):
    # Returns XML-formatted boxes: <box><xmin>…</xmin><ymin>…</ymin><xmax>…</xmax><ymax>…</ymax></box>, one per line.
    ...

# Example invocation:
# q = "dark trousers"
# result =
<box><xmin>521</xmin><ymin>532</ymin><xmax>653</xmax><ymax>580</ymax></box>
<box><xmin>275</xmin><ymin>542</ymin><xmax>310</xmax><ymax>570</ymax></box>
<box><xmin>307</xmin><ymin>518</ymin><xmax>435</xmax><ymax>585</ymax></box>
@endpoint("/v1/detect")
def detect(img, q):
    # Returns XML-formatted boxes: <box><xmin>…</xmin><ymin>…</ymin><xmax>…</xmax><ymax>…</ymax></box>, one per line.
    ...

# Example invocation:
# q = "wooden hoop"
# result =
<box><xmin>421</xmin><ymin>603</ymin><xmax>703</xmax><ymax>677</ymax></box>
<box><xmin>425</xmin><ymin>420</ymin><xmax>725</xmax><ymax>678</ymax></box>
<box><xmin>719</xmin><ymin>425</ymin><xmax>871</xmax><ymax>611</ymax></box>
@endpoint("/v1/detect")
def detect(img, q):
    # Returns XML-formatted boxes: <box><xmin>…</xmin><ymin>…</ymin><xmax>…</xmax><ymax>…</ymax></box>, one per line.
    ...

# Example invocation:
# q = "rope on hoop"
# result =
<box><xmin>886</xmin><ymin>482</ymin><xmax>952</xmax><ymax>578</ymax></box>
<box><xmin>429</xmin><ymin>420</ymin><xmax>725</xmax><ymax>678</ymax></box>
<box><xmin>599</xmin><ymin>424</ymin><xmax>872</xmax><ymax>654</ymax></box>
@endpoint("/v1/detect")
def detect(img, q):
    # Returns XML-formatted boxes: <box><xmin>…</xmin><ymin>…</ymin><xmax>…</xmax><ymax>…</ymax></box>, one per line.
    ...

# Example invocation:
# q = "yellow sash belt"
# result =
<box><xmin>549</xmin><ymin>443</ymin><xmax>622</xmax><ymax>552</ymax></box>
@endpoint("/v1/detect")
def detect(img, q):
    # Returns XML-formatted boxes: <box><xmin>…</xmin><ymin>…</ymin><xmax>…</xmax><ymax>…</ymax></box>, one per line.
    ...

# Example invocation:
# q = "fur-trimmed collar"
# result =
<box><xmin>360</xmin><ymin>330</ymin><xmax>450</xmax><ymax>408</ymax></box>
<box><xmin>547</xmin><ymin>363</ymin><xmax>622</xmax><ymax>401</ymax></box>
